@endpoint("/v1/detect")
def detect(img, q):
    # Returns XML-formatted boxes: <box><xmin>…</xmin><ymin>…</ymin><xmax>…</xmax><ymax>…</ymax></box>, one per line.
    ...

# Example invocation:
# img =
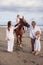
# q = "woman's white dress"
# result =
<box><xmin>6</xmin><ymin>27</ymin><xmax>14</xmax><ymax>52</ymax></box>
<box><xmin>6</xmin><ymin>26</ymin><xmax>18</xmax><ymax>52</ymax></box>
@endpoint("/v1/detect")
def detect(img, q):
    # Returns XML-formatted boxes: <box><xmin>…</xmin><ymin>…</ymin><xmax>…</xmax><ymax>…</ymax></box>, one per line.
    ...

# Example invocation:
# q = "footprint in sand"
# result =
<box><xmin>40</xmin><ymin>53</ymin><xmax>43</xmax><ymax>58</ymax></box>
<box><xmin>23</xmin><ymin>59</ymin><xmax>28</xmax><ymax>63</ymax></box>
<box><xmin>31</xmin><ymin>60</ymin><xmax>36</xmax><ymax>64</ymax></box>
<box><xmin>36</xmin><ymin>63</ymin><xmax>39</xmax><ymax>65</ymax></box>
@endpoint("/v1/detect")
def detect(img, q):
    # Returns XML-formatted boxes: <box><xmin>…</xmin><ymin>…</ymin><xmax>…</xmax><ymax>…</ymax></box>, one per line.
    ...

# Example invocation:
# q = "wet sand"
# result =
<box><xmin>0</xmin><ymin>27</ymin><xmax>43</xmax><ymax>65</ymax></box>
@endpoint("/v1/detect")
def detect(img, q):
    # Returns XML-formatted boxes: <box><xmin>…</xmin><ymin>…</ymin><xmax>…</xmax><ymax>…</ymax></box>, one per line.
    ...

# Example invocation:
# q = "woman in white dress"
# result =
<box><xmin>6</xmin><ymin>21</ymin><xmax>18</xmax><ymax>52</ymax></box>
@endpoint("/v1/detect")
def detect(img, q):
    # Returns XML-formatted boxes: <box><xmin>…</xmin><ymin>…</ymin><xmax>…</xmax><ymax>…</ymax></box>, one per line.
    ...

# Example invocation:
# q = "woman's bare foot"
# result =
<box><xmin>7</xmin><ymin>51</ymin><xmax>13</xmax><ymax>53</ymax></box>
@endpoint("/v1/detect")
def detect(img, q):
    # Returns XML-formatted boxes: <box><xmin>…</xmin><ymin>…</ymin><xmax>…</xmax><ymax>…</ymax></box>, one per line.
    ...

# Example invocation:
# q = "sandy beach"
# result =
<box><xmin>0</xmin><ymin>27</ymin><xmax>43</xmax><ymax>65</ymax></box>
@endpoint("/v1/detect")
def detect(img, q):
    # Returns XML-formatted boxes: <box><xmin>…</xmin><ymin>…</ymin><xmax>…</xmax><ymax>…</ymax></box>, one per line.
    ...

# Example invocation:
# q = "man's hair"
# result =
<box><xmin>32</xmin><ymin>21</ymin><xmax>36</xmax><ymax>25</ymax></box>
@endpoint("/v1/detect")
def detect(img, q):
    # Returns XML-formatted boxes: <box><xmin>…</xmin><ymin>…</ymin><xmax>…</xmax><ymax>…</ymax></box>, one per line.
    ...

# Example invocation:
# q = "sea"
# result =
<box><xmin>0</xmin><ymin>7</ymin><xmax>43</xmax><ymax>31</ymax></box>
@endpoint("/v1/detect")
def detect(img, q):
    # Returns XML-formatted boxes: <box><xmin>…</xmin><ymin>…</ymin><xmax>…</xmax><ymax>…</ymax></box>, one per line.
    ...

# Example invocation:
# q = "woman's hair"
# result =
<box><xmin>7</xmin><ymin>21</ymin><xmax>11</xmax><ymax>31</ymax></box>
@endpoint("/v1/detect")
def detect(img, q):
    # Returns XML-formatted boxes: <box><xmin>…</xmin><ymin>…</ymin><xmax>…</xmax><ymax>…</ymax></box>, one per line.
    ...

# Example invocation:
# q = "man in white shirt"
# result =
<box><xmin>29</xmin><ymin>21</ymin><xmax>41</xmax><ymax>53</ymax></box>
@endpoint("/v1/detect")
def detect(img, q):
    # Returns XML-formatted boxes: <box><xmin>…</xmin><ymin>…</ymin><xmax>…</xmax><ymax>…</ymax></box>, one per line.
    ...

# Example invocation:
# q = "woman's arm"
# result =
<box><xmin>15</xmin><ymin>22</ymin><xmax>20</xmax><ymax>27</ymax></box>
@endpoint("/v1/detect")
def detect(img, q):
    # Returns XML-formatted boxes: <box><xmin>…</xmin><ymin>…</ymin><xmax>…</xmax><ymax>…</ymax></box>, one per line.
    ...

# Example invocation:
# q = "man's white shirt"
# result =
<box><xmin>28</xmin><ymin>25</ymin><xmax>41</xmax><ymax>39</ymax></box>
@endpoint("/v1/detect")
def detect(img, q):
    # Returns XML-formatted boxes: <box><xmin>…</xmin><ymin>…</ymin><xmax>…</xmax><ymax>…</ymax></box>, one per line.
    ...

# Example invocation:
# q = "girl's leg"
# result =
<box><xmin>35</xmin><ymin>51</ymin><xmax>40</xmax><ymax>56</ymax></box>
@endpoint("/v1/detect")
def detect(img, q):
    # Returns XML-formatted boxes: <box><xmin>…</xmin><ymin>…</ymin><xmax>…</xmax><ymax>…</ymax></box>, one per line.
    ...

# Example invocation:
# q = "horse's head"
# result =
<box><xmin>20</xmin><ymin>18</ymin><xmax>30</xmax><ymax>28</ymax></box>
<box><xmin>14</xmin><ymin>18</ymin><xmax>30</xmax><ymax>35</ymax></box>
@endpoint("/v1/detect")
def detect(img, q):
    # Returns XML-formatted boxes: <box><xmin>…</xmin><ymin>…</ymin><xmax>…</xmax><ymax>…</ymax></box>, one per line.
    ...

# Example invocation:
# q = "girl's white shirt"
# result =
<box><xmin>16</xmin><ymin>18</ymin><xmax>20</xmax><ymax>23</ymax></box>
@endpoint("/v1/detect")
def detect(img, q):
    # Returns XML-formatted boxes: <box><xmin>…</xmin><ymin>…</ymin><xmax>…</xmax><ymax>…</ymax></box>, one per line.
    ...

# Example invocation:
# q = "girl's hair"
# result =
<box><xmin>17</xmin><ymin>15</ymin><xmax>20</xmax><ymax>18</ymax></box>
<box><xmin>36</xmin><ymin>31</ymin><xmax>40</xmax><ymax>36</ymax></box>
<box><xmin>8</xmin><ymin>21</ymin><xmax>11</xmax><ymax>31</ymax></box>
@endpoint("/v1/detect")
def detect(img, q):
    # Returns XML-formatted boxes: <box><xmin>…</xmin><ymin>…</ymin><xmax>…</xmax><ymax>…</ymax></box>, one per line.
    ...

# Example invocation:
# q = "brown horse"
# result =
<box><xmin>14</xmin><ymin>18</ymin><xmax>30</xmax><ymax>48</ymax></box>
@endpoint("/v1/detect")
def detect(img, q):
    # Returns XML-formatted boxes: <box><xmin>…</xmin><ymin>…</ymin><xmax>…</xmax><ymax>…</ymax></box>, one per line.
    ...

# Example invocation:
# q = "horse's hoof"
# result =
<box><xmin>20</xmin><ymin>44</ymin><xmax>23</xmax><ymax>48</ymax></box>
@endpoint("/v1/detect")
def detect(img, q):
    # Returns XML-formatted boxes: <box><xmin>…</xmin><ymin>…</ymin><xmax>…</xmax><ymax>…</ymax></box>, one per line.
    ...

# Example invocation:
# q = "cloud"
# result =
<box><xmin>0</xmin><ymin>0</ymin><xmax>43</xmax><ymax>12</ymax></box>
<box><xmin>32</xmin><ymin>0</ymin><xmax>43</xmax><ymax>7</ymax></box>
<box><xmin>0</xmin><ymin>0</ymin><xmax>43</xmax><ymax>7</ymax></box>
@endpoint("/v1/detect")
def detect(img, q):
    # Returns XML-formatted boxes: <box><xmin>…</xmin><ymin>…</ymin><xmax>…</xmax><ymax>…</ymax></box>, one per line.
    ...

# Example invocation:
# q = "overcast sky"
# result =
<box><xmin>0</xmin><ymin>0</ymin><xmax>43</xmax><ymax>26</ymax></box>
<box><xmin>0</xmin><ymin>0</ymin><xmax>43</xmax><ymax>7</ymax></box>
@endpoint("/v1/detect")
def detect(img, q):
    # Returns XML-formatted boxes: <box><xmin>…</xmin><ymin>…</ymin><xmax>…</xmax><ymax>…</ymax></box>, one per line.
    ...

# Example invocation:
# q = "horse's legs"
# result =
<box><xmin>16</xmin><ymin>35</ymin><xmax>19</xmax><ymax>43</ymax></box>
<box><xmin>20</xmin><ymin>35</ymin><xmax>22</xmax><ymax>44</ymax></box>
<box><xmin>19</xmin><ymin>34</ymin><xmax>23</xmax><ymax>48</ymax></box>
<box><xmin>15</xmin><ymin>34</ymin><xmax>19</xmax><ymax>48</ymax></box>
